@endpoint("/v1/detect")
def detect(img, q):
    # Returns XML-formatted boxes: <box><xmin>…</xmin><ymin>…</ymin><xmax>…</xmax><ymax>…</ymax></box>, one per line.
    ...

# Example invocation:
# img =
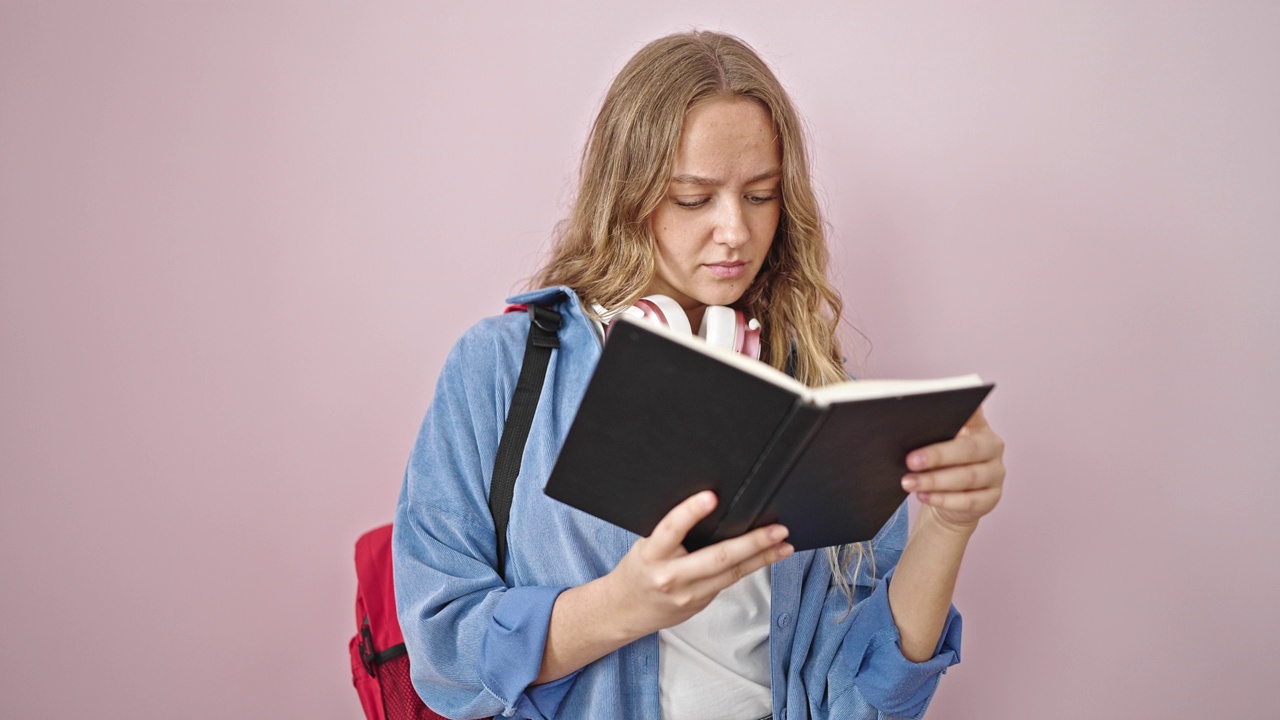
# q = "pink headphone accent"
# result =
<box><xmin>618</xmin><ymin>295</ymin><xmax>762</xmax><ymax>359</ymax></box>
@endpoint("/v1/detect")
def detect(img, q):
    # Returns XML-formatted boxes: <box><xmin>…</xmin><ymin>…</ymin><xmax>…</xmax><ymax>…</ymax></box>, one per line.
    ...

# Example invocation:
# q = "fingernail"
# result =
<box><xmin>901</xmin><ymin>476</ymin><xmax>918</xmax><ymax>492</ymax></box>
<box><xmin>916</xmin><ymin>492</ymin><xmax>931</xmax><ymax>504</ymax></box>
<box><xmin>778</xmin><ymin>543</ymin><xmax>794</xmax><ymax>558</ymax></box>
<box><xmin>908</xmin><ymin>452</ymin><xmax>927</xmax><ymax>470</ymax></box>
<box><xmin>770</xmin><ymin>525</ymin><xmax>789</xmax><ymax>541</ymax></box>
<box><xmin>700</xmin><ymin>491</ymin><xmax>716</xmax><ymax>508</ymax></box>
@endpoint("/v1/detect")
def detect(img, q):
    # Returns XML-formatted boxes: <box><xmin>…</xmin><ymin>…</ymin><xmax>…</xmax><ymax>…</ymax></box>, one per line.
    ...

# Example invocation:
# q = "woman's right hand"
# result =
<box><xmin>536</xmin><ymin>491</ymin><xmax>792</xmax><ymax>684</ymax></box>
<box><xmin>603</xmin><ymin>490</ymin><xmax>794</xmax><ymax>639</ymax></box>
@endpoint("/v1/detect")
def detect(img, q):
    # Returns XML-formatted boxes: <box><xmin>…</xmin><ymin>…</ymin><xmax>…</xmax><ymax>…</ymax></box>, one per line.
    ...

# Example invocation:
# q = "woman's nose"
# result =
<box><xmin>713</xmin><ymin>200</ymin><xmax>749</xmax><ymax>248</ymax></box>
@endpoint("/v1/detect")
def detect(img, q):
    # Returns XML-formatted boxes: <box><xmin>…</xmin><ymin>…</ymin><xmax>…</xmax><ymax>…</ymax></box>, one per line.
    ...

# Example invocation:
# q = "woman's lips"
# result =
<box><xmin>705</xmin><ymin>261</ymin><xmax>747</xmax><ymax>278</ymax></box>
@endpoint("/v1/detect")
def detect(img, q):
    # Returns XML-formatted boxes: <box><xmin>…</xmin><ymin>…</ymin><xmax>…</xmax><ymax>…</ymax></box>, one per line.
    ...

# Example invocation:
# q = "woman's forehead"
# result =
<box><xmin>670</xmin><ymin>98</ymin><xmax>781</xmax><ymax>183</ymax></box>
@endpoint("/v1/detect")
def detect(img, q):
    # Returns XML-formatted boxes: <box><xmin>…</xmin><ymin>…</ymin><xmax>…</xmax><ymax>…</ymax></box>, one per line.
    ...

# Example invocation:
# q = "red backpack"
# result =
<box><xmin>350</xmin><ymin>524</ymin><xmax>446</xmax><ymax>720</ymax></box>
<box><xmin>349</xmin><ymin>304</ymin><xmax>561</xmax><ymax>720</ymax></box>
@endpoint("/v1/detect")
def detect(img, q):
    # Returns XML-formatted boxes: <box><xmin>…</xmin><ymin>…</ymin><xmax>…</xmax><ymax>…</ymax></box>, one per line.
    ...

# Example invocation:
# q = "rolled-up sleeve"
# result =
<box><xmin>480</xmin><ymin>587</ymin><xmax>579</xmax><ymax>718</ymax></box>
<box><xmin>833</xmin><ymin>565</ymin><xmax>962</xmax><ymax>719</ymax></box>
<box><xmin>792</xmin><ymin>503</ymin><xmax>963</xmax><ymax>720</ymax></box>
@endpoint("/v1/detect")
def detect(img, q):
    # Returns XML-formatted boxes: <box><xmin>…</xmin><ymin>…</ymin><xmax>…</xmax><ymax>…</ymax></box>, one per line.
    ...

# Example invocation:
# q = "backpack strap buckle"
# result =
<box><xmin>359</xmin><ymin>618</ymin><xmax>377</xmax><ymax>677</ymax></box>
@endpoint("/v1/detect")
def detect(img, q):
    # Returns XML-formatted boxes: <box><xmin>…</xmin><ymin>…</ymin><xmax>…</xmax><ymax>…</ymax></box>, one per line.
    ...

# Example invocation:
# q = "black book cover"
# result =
<box><xmin>544</xmin><ymin>317</ymin><xmax>994</xmax><ymax>551</ymax></box>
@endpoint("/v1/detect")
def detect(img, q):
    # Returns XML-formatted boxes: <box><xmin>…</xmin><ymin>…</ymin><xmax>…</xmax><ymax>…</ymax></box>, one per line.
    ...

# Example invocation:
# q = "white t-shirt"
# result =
<box><xmin>658</xmin><ymin>566</ymin><xmax>772</xmax><ymax>720</ymax></box>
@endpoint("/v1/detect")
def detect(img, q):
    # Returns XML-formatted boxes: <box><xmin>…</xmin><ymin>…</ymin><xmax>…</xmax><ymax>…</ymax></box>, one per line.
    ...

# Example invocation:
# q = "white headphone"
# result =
<box><xmin>611</xmin><ymin>295</ymin><xmax>762</xmax><ymax>359</ymax></box>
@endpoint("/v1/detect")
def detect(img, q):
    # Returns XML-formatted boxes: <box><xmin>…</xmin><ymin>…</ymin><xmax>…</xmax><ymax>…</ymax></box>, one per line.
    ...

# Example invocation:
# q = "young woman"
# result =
<box><xmin>393</xmin><ymin>31</ymin><xmax>1005</xmax><ymax>720</ymax></box>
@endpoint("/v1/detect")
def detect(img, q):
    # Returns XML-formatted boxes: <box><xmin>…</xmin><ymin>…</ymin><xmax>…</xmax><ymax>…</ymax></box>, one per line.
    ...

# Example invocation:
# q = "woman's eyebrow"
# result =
<box><xmin>669</xmin><ymin>168</ymin><xmax>782</xmax><ymax>186</ymax></box>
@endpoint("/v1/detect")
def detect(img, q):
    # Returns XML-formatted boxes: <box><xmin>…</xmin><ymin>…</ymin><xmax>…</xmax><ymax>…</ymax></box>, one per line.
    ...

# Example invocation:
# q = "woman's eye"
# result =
<box><xmin>747</xmin><ymin>193</ymin><xmax>778</xmax><ymax>204</ymax></box>
<box><xmin>672</xmin><ymin>197</ymin><xmax>709</xmax><ymax>209</ymax></box>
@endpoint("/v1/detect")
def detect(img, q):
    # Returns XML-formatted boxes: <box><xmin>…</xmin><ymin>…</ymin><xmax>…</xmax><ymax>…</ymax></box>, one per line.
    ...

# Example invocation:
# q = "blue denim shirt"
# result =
<box><xmin>393</xmin><ymin>287</ymin><xmax>961</xmax><ymax>720</ymax></box>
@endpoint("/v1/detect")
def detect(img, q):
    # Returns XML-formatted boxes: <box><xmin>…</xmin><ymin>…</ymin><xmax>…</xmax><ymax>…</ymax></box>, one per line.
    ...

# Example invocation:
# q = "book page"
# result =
<box><xmin>612</xmin><ymin>315</ymin><xmax>985</xmax><ymax>407</ymax></box>
<box><xmin>809</xmin><ymin>374</ymin><xmax>986</xmax><ymax>406</ymax></box>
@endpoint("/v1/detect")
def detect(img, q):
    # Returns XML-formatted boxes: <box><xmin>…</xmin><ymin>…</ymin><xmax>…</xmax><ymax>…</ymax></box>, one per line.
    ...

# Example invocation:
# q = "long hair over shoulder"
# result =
<box><xmin>533</xmin><ymin>30</ymin><xmax>872</xmax><ymax>605</ymax></box>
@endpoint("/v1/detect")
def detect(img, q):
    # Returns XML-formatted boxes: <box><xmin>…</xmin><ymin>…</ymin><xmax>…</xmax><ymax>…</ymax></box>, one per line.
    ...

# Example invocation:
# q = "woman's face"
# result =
<box><xmin>646</xmin><ymin>96</ymin><xmax>782</xmax><ymax>327</ymax></box>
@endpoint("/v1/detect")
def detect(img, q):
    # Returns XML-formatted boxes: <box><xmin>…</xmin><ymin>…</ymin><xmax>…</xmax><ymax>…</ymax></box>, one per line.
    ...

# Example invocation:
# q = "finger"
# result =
<box><xmin>907</xmin><ymin>424</ymin><xmax>1005</xmax><ymax>472</ymax></box>
<box><xmin>643</xmin><ymin>491</ymin><xmax>718</xmax><ymax>558</ymax></box>
<box><xmin>902</xmin><ymin>458</ymin><xmax>1004</xmax><ymax>494</ymax></box>
<box><xmin>671</xmin><ymin>523</ymin><xmax>790</xmax><ymax>581</ymax></box>
<box><xmin>687</xmin><ymin>540</ymin><xmax>794</xmax><ymax>598</ymax></box>
<box><xmin>915</xmin><ymin>486</ymin><xmax>1003</xmax><ymax>515</ymax></box>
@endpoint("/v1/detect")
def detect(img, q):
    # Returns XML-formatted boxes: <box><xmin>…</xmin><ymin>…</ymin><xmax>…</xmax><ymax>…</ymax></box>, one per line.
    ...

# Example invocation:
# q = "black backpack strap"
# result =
<box><xmin>488</xmin><ymin>303</ymin><xmax>562</xmax><ymax>576</ymax></box>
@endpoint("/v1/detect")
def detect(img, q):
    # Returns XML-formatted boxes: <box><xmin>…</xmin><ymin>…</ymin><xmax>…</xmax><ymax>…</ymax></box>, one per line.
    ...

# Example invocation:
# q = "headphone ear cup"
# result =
<box><xmin>698</xmin><ymin>305</ymin><xmax>738</xmax><ymax>352</ymax></box>
<box><xmin>698</xmin><ymin>307</ymin><xmax>763</xmax><ymax>359</ymax></box>
<box><xmin>635</xmin><ymin>295</ymin><xmax>692</xmax><ymax>335</ymax></box>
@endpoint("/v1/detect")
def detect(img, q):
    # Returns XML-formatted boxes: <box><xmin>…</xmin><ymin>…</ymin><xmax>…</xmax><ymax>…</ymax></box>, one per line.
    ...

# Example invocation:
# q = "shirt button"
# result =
<box><xmin>777</xmin><ymin>612</ymin><xmax>790</xmax><ymax>628</ymax></box>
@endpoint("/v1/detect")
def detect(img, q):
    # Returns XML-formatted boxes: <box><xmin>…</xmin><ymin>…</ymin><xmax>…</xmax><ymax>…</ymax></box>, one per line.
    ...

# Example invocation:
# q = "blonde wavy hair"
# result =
<box><xmin>532</xmin><ymin>30</ymin><xmax>872</xmax><ymax>605</ymax></box>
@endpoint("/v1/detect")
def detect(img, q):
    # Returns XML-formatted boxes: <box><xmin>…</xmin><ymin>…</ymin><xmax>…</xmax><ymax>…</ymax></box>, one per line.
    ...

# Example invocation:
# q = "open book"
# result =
<box><xmin>544</xmin><ymin>315</ymin><xmax>995</xmax><ymax>551</ymax></box>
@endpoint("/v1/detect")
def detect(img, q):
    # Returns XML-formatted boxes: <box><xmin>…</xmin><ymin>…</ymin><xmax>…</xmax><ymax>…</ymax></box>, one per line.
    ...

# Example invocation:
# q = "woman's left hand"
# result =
<box><xmin>900</xmin><ymin>407</ymin><xmax>1006</xmax><ymax>533</ymax></box>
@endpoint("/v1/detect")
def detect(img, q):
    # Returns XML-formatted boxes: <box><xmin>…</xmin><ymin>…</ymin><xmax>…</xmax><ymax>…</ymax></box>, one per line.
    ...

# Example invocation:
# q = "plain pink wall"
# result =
<box><xmin>2</xmin><ymin>2</ymin><xmax>1277</xmax><ymax>718</ymax></box>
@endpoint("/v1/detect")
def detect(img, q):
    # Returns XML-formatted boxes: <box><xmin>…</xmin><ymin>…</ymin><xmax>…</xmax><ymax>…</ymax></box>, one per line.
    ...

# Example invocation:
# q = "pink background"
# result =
<box><xmin>2</xmin><ymin>2</ymin><xmax>1277</xmax><ymax>718</ymax></box>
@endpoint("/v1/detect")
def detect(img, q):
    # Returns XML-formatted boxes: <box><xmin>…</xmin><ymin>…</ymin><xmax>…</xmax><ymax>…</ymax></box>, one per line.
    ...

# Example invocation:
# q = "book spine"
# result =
<box><xmin>712</xmin><ymin>400</ymin><xmax>827</xmax><ymax>541</ymax></box>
